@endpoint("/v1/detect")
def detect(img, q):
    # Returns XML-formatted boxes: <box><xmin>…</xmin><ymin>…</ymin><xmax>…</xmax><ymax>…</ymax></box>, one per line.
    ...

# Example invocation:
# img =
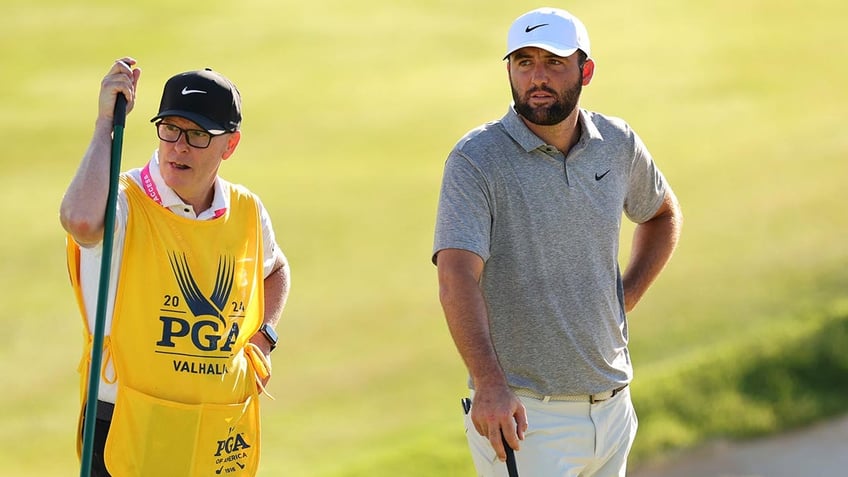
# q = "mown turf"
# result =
<box><xmin>1</xmin><ymin>0</ymin><xmax>846</xmax><ymax>475</ymax></box>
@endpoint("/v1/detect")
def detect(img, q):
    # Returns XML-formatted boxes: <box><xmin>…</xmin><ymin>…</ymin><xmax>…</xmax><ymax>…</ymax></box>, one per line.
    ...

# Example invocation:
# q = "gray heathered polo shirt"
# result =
<box><xmin>433</xmin><ymin>107</ymin><xmax>667</xmax><ymax>396</ymax></box>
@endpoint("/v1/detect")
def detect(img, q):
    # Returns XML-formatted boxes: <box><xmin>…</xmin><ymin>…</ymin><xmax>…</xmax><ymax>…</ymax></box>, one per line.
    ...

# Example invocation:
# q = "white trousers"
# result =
<box><xmin>464</xmin><ymin>387</ymin><xmax>638</xmax><ymax>477</ymax></box>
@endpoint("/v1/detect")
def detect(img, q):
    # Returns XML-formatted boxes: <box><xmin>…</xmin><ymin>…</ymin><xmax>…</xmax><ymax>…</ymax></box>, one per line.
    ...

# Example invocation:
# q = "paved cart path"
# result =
<box><xmin>629</xmin><ymin>414</ymin><xmax>848</xmax><ymax>477</ymax></box>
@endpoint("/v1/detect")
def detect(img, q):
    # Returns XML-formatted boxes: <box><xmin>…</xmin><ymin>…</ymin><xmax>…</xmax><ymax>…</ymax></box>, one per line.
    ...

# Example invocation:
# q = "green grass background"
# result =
<box><xmin>1</xmin><ymin>0</ymin><xmax>846</xmax><ymax>475</ymax></box>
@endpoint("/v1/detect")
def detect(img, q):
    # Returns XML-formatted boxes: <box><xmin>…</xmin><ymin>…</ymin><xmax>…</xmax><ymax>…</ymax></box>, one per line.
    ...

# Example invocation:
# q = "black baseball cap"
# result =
<box><xmin>150</xmin><ymin>68</ymin><xmax>241</xmax><ymax>134</ymax></box>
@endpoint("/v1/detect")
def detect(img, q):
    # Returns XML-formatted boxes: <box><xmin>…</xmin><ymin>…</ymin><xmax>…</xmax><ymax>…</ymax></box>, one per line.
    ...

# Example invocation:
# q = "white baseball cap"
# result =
<box><xmin>504</xmin><ymin>8</ymin><xmax>591</xmax><ymax>60</ymax></box>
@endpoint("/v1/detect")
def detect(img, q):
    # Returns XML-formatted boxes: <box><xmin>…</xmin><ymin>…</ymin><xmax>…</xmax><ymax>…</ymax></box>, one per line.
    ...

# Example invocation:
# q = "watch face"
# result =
<box><xmin>261</xmin><ymin>324</ymin><xmax>278</xmax><ymax>344</ymax></box>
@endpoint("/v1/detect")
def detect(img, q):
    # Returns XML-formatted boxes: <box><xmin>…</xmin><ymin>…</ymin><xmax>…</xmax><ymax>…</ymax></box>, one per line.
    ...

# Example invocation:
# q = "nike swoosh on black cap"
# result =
<box><xmin>151</xmin><ymin>68</ymin><xmax>241</xmax><ymax>134</ymax></box>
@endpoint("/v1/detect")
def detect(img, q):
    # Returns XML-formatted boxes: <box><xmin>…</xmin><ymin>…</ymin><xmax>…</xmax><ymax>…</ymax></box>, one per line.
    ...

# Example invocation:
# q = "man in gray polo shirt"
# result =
<box><xmin>433</xmin><ymin>7</ymin><xmax>682</xmax><ymax>476</ymax></box>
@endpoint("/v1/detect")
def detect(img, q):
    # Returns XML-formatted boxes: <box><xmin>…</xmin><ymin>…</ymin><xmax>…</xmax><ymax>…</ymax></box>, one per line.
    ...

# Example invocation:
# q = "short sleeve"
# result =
<box><xmin>624</xmin><ymin>131</ymin><xmax>667</xmax><ymax>223</ymax></box>
<box><xmin>432</xmin><ymin>150</ymin><xmax>493</xmax><ymax>264</ymax></box>
<box><xmin>255</xmin><ymin>197</ymin><xmax>283</xmax><ymax>278</ymax></box>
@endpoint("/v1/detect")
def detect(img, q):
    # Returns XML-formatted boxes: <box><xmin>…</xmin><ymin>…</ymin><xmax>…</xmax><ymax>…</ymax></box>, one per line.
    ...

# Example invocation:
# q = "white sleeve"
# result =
<box><xmin>256</xmin><ymin>197</ymin><xmax>282</xmax><ymax>278</ymax></box>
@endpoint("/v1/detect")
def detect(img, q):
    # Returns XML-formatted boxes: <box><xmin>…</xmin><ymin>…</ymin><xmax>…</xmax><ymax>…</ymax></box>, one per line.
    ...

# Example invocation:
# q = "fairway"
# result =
<box><xmin>1</xmin><ymin>0</ymin><xmax>846</xmax><ymax>475</ymax></box>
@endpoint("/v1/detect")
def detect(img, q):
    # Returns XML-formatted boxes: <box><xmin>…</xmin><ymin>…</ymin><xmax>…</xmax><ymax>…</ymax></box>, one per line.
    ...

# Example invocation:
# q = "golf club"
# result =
<box><xmin>79</xmin><ymin>91</ymin><xmax>127</xmax><ymax>477</ymax></box>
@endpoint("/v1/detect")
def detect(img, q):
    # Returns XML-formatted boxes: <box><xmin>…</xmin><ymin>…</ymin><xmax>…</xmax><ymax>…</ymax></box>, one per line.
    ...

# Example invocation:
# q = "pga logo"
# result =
<box><xmin>157</xmin><ymin>253</ymin><xmax>243</xmax><ymax>352</ymax></box>
<box><xmin>157</xmin><ymin>317</ymin><xmax>240</xmax><ymax>352</ymax></box>
<box><xmin>215</xmin><ymin>433</ymin><xmax>251</xmax><ymax>457</ymax></box>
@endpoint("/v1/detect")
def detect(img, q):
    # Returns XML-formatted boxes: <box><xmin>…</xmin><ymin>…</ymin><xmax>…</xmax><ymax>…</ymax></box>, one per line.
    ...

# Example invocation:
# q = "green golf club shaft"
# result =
<box><xmin>79</xmin><ymin>93</ymin><xmax>126</xmax><ymax>477</ymax></box>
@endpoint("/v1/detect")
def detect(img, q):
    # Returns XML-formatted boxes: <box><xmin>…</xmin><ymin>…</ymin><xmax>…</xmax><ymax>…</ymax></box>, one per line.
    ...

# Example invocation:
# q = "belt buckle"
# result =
<box><xmin>590</xmin><ymin>391</ymin><xmax>611</xmax><ymax>404</ymax></box>
<box><xmin>589</xmin><ymin>385</ymin><xmax>624</xmax><ymax>405</ymax></box>
<box><xmin>589</xmin><ymin>388</ymin><xmax>623</xmax><ymax>404</ymax></box>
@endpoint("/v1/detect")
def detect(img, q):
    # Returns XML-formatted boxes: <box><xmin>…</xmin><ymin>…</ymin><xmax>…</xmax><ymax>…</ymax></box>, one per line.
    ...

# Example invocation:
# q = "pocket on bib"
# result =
<box><xmin>105</xmin><ymin>385</ymin><xmax>260</xmax><ymax>477</ymax></box>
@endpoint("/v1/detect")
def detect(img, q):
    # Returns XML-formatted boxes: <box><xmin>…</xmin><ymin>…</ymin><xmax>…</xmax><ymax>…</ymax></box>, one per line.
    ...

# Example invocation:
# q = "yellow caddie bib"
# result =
<box><xmin>69</xmin><ymin>175</ymin><xmax>266</xmax><ymax>477</ymax></box>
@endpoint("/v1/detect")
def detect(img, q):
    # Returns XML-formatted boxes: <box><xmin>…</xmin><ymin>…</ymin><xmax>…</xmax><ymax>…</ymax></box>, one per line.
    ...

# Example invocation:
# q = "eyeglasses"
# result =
<box><xmin>155</xmin><ymin>121</ymin><xmax>220</xmax><ymax>149</ymax></box>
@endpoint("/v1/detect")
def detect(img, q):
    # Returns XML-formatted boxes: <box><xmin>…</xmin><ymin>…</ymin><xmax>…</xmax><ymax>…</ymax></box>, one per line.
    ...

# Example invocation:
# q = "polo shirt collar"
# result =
<box><xmin>146</xmin><ymin>151</ymin><xmax>229</xmax><ymax>219</ymax></box>
<box><xmin>502</xmin><ymin>106</ymin><xmax>603</xmax><ymax>152</ymax></box>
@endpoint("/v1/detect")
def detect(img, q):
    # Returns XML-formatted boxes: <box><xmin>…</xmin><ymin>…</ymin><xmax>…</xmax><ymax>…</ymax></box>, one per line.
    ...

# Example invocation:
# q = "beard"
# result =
<box><xmin>511</xmin><ymin>76</ymin><xmax>582</xmax><ymax>126</ymax></box>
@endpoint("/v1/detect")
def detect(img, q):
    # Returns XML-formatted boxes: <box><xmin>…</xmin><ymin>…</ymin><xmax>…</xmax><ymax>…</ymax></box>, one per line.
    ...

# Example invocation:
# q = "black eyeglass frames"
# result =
<box><xmin>155</xmin><ymin>121</ymin><xmax>222</xmax><ymax>149</ymax></box>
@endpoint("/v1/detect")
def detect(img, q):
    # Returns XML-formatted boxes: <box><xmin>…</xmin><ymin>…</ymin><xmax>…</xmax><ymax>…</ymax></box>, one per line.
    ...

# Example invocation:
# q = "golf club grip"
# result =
<box><xmin>113</xmin><ymin>94</ymin><xmax>127</xmax><ymax>127</ymax></box>
<box><xmin>502</xmin><ymin>432</ymin><xmax>519</xmax><ymax>477</ymax></box>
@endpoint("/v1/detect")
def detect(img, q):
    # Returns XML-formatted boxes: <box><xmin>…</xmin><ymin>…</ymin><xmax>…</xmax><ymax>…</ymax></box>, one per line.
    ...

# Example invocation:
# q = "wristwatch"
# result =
<box><xmin>258</xmin><ymin>324</ymin><xmax>278</xmax><ymax>352</ymax></box>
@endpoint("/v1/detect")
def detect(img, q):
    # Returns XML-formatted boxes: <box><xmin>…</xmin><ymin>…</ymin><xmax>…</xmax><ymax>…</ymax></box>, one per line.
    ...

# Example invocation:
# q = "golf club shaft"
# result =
<box><xmin>79</xmin><ymin>93</ymin><xmax>127</xmax><ymax>477</ymax></box>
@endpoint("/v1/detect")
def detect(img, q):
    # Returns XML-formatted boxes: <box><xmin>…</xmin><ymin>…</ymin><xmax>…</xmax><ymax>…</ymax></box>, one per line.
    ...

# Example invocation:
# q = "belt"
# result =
<box><xmin>513</xmin><ymin>384</ymin><xmax>628</xmax><ymax>404</ymax></box>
